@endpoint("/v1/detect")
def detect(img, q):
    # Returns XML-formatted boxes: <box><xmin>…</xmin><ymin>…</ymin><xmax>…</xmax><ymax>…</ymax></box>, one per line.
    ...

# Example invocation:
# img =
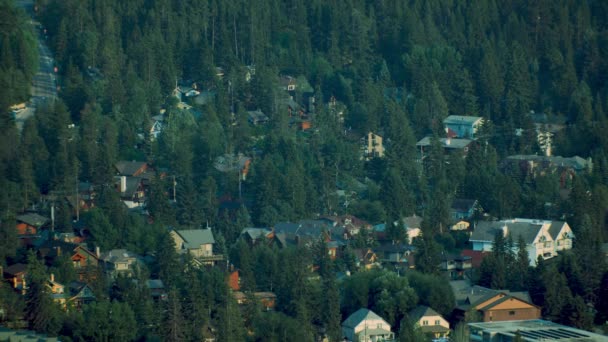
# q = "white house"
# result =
<box><xmin>342</xmin><ymin>308</ymin><xmax>394</xmax><ymax>342</ymax></box>
<box><xmin>443</xmin><ymin>115</ymin><xmax>483</xmax><ymax>139</ymax></box>
<box><xmin>469</xmin><ymin>219</ymin><xmax>574</xmax><ymax>266</ymax></box>
<box><xmin>409</xmin><ymin>305</ymin><xmax>450</xmax><ymax>339</ymax></box>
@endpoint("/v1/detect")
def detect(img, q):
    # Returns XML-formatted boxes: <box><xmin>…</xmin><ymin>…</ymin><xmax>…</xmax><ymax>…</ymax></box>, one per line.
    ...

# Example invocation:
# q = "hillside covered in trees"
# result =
<box><xmin>1</xmin><ymin>0</ymin><xmax>608</xmax><ymax>340</ymax></box>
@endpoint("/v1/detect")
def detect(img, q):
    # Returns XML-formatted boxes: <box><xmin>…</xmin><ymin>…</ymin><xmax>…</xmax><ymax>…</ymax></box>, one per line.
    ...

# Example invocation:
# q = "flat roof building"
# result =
<box><xmin>468</xmin><ymin>320</ymin><xmax>608</xmax><ymax>341</ymax></box>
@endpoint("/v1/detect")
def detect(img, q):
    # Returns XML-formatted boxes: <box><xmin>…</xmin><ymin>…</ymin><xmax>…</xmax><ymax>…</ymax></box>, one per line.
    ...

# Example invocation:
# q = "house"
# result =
<box><xmin>149</xmin><ymin>113</ymin><xmax>165</xmax><ymax>141</ymax></box>
<box><xmin>0</xmin><ymin>326</ymin><xmax>61</xmax><ymax>341</ymax></box>
<box><xmin>16</xmin><ymin>213</ymin><xmax>48</xmax><ymax>246</ymax></box>
<box><xmin>146</xmin><ymin>279</ymin><xmax>167</xmax><ymax>301</ymax></box>
<box><xmin>352</xmin><ymin>248</ymin><xmax>379</xmax><ymax>270</ymax></box>
<box><xmin>416</xmin><ymin>137</ymin><xmax>472</xmax><ymax>161</ymax></box>
<box><xmin>409</xmin><ymin>305</ymin><xmax>450</xmax><ymax>340</ymax></box>
<box><xmin>452</xmin><ymin>283</ymin><xmax>540</xmax><ymax>322</ymax></box>
<box><xmin>170</xmin><ymin>228</ymin><xmax>223</xmax><ymax>265</ymax></box>
<box><xmin>399</xmin><ymin>215</ymin><xmax>423</xmax><ymax>244</ymax></box>
<box><xmin>501</xmin><ymin>155</ymin><xmax>592</xmax><ymax>188</ymax></box>
<box><xmin>443</xmin><ymin>115</ymin><xmax>483</xmax><ymax>139</ymax></box>
<box><xmin>3</xmin><ymin>263</ymin><xmax>27</xmax><ymax>293</ymax></box>
<box><xmin>47</xmin><ymin>274</ymin><xmax>66</xmax><ymax>305</ymax></box>
<box><xmin>99</xmin><ymin>249</ymin><xmax>142</xmax><ymax>278</ymax></box>
<box><xmin>279</xmin><ymin>75</ymin><xmax>297</xmax><ymax>91</ymax></box>
<box><xmin>470</xmin><ymin>219</ymin><xmax>574</xmax><ymax>265</ymax></box>
<box><xmin>529</xmin><ymin>111</ymin><xmax>566</xmax><ymax>157</ymax></box>
<box><xmin>239</xmin><ymin>228</ymin><xmax>274</xmax><ymax>247</ymax></box>
<box><xmin>468</xmin><ymin>319</ymin><xmax>608</xmax><ymax>341</ymax></box>
<box><xmin>342</xmin><ymin>308</ymin><xmax>394</xmax><ymax>342</ymax></box>
<box><xmin>214</xmin><ymin>153</ymin><xmax>252</xmax><ymax>180</ymax></box>
<box><xmin>171</xmin><ymin>228</ymin><xmax>215</xmax><ymax>258</ymax></box>
<box><xmin>440</xmin><ymin>254</ymin><xmax>472</xmax><ymax>280</ymax></box>
<box><xmin>232</xmin><ymin>291</ymin><xmax>277</xmax><ymax>310</ymax></box>
<box><xmin>373</xmin><ymin>243</ymin><xmax>414</xmax><ymax>267</ymax></box>
<box><xmin>327</xmin><ymin>240</ymin><xmax>346</xmax><ymax>261</ymax></box>
<box><xmin>273</xmin><ymin>220</ymin><xmax>337</xmax><ymax>247</ymax></box>
<box><xmin>247</xmin><ymin>109</ymin><xmax>269</xmax><ymax>125</ymax></box>
<box><xmin>321</xmin><ymin>215</ymin><xmax>372</xmax><ymax>238</ymax></box>
<box><xmin>451</xmin><ymin>199</ymin><xmax>480</xmax><ymax>221</ymax></box>
<box><xmin>451</xmin><ymin>220</ymin><xmax>470</xmax><ymax>231</ymax></box>
<box><xmin>461</xmin><ymin>249</ymin><xmax>491</xmax><ymax>268</ymax></box>
<box><xmin>67</xmin><ymin>281</ymin><xmax>96</xmax><ymax>308</ymax></box>
<box><xmin>361</xmin><ymin>132</ymin><xmax>385</xmax><ymax>160</ymax></box>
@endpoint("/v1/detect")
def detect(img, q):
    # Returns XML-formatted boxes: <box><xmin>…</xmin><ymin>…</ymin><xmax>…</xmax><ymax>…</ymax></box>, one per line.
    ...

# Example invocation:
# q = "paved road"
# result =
<box><xmin>13</xmin><ymin>0</ymin><xmax>58</xmax><ymax>129</ymax></box>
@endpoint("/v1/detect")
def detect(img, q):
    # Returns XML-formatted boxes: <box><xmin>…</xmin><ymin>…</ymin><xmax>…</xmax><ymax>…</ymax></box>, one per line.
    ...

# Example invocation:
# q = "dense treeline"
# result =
<box><xmin>0</xmin><ymin>0</ymin><xmax>607</xmax><ymax>339</ymax></box>
<box><xmin>0</xmin><ymin>0</ymin><xmax>38</xmax><ymax>112</ymax></box>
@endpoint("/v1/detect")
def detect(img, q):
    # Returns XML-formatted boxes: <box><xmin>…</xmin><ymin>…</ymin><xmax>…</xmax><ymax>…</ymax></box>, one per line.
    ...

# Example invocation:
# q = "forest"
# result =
<box><xmin>1</xmin><ymin>0</ymin><xmax>608</xmax><ymax>340</ymax></box>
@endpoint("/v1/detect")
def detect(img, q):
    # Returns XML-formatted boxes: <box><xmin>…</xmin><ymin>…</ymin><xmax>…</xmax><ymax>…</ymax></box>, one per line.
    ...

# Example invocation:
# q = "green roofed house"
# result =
<box><xmin>342</xmin><ymin>308</ymin><xmax>394</xmax><ymax>342</ymax></box>
<box><xmin>170</xmin><ymin>228</ymin><xmax>223</xmax><ymax>266</ymax></box>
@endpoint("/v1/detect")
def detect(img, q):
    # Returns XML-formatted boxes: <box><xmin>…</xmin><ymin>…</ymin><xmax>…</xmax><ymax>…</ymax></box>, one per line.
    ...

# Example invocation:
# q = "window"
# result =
<box><xmin>435</xmin><ymin>320</ymin><xmax>440</xmax><ymax>325</ymax></box>
<box><xmin>377</xmin><ymin>324</ymin><xmax>382</xmax><ymax>329</ymax></box>
<box><xmin>422</xmin><ymin>320</ymin><xmax>428</xmax><ymax>326</ymax></box>
<box><xmin>509</xmin><ymin>311</ymin><xmax>516</xmax><ymax>316</ymax></box>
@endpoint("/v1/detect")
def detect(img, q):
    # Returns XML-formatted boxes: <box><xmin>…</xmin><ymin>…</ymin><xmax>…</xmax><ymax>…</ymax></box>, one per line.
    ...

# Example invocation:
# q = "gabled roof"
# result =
<box><xmin>175</xmin><ymin>229</ymin><xmax>215</xmax><ymax>248</ymax></box>
<box><xmin>100</xmin><ymin>249</ymin><xmax>138</xmax><ymax>263</ymax></box>
<box><xmin>416</xmin><ymin>137</ymin><xmax>472</xmax><ymax>149</ymax></box>
<box><xmin>548</xmin><ymin>221</ymin><xmax>570</xmax><ymax>240</ymax></box>
<box><xmin>146</xmin><ymin>279</ymin><xmax>165</xmax><ymax>290</ymax></box>
<box><xmin>240</xmin><ymin>227</ymin><xmax>272</xmax><ymax>241</ymax></box>
<box><xmin>409</xmin><ymin>305</ymin><xmax>443</xmax><ymax>322</ymax></box>
<box><xmin>470</xmin><ymin>220</ymin><xmax>547</xmax><ymax>245</ymax></box>
<box><xmin>16</xmin><ymin>213</ymin><xmax>49</xmax><ymax>227</ymax></box>
<box><xmin>342</xmin><ymin>308</ymin><xmax>389</xmax><ymax>329</ymax></box>
<box><xmin>477</xmin><ymin>294</ymin><xmax>539</xmax><ymax>312</ymax></box>
<box><xmin>451</xmin><ymin>199</ymin><xmax>478</xmax><ymax>212</ymax></box>
<box><xmin>401</xmin><ymin>215</ymin><xmax>422</xmax><ymax>229</ymax></box>
<box><xmin>443</xmin><ymin>115</ymin><xmax>482</xmax><ymax>125</ymax></box>
<box><xmin>115</xmin><ymin>161</ymin><xmax>148</xmax><ymax>176</ymax></box>
<box><xmin>3</xmin><ymin>263</ymin><xmax>27</xmax><ymax>276</ymax></box>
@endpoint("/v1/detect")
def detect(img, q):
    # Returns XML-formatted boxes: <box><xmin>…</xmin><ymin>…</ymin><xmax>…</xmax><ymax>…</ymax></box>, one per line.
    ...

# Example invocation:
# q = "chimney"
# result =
<box><xmin>120</xmin><ymin>176</ymin><xmax>127</xmax><ymax>193</ymax></box>
<box><xmin>446</xmin><ymin>138</ymin><xmax>451</xmax><ymax>146</ymax></box>
<box><xmin>95</xmin><ymin>246</ymin><xmax>101</xmax><ymax>258</ymax></box>
<box><xmin>50</xmin><ymin>273</ymin><xmax>55</xmax><ymax>282</ymax></box>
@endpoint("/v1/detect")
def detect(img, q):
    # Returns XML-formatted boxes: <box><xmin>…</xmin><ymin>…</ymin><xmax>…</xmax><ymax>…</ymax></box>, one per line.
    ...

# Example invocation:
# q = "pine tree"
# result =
<box><xmin>163</xmin><ymin>287</ymin><xmax>186</xmax><ymax>342</ymax></box>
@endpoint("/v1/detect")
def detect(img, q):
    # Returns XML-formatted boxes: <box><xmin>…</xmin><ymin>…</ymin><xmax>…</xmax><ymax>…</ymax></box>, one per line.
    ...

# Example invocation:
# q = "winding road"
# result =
<box><xmin>14</xmin><ymin>0</ymin><xmax>58</xmax><ymax>129</ymax></box>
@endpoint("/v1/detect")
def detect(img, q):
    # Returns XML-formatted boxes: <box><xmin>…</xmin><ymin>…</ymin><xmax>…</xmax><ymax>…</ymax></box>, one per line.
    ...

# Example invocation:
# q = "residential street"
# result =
<box><xmin>14</xmin><ymin>0</ymin><xmax>58</xmax><ymax>129</ymax></box>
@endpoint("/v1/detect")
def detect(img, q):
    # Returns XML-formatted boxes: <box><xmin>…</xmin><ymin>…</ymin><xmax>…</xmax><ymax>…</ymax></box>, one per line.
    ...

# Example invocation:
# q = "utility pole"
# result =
<box><xmin>173</xmin><ymin>175</ymin><xmax>177</xmax><ymax>202</ymax></box>
<box><xmin>75</xmin><ymin>177</ymin><xmax>79</xmax><ymax>222</ymax></box>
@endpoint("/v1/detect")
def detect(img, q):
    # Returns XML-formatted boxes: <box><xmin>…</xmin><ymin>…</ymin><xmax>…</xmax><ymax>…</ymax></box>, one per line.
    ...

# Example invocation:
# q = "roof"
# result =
<box><xmin>401</xmin><ymin>215</ymin><xmax>422</xmax><ymax>229</ymax></box>
<box><xmin>342</xmin><ymin>308</ymin><xmax>389</xmax><ymax>329</ymax></box>
<box><xmin>100</xmin><ymin>249</ymin><xmax>138</xmax><ymax>263</ymax></box>
<box><xmin>478</xmin><ymin>295</ymin><xmax>538</xmax><ymax>312</ymax></box>
<box><xmin>416</xmin><ymin>137</ymin><xmax>472</xmax><ymax>149</ymax></box>
<box><xmin>451</xmin><ymin>199</ymin><xmax>478</xmax><ymax>212</ymax></box>
<box><xmin>548</xmin><ymin>221</ymin><xmax>568</xmax><ymax>240</ymax></box>
<box><xmin>175</xmin><ymin>229</ymin><xmax>215</xmax><ymax>248</ymax></box>
<box><xmin>461</xmin><ymin>249</ymin><xmax>491</xmax><ymax>268</ymax></box>
<box><xmin>4</xmin><ymin>263</ymin><xmax>27</xmax><ymax>276</ymax></box>
<box><xmin>409</xmin><ymin>305</ymin><xmax>443</xmax><ymax>322</ymax></box>
<box><xmin>146</xmin><ymin>279</ymin><xmax>165</xmax><ymax>290</ymax></box>
<box><xmin>468</xmin><ymin>320</ymin><xmax>608</xmax><ymax>341</ymax></box>
<box><xmin>443</xmin><ymin>115</ymin><xmax>482</xmax><ymax>125</ymax></box>
<box><xmin>16</xmin><ymin>213</ymin><xmax>49</xmax><ymax>227</ymax></box>
<box><xmin>115</xmin><ymin>161</ymin><xmax>148</xmax><ymax>176</ymax></box>
<box><xmin>470</xmin><ymin>219</ymin><xmax>549</xmax><ymax>244</ymax></box>
<box><xmin>505</xmin><ymin>155</ymin><xmax>591</xmax><ymax>172</ymax></box>
<box><xmin>240</xmin><ymin>228</ymin><xmax>272</xmax><ymax>241</ymax></box>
